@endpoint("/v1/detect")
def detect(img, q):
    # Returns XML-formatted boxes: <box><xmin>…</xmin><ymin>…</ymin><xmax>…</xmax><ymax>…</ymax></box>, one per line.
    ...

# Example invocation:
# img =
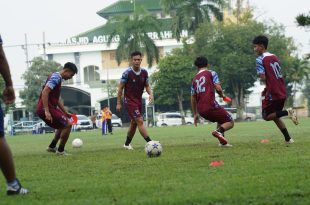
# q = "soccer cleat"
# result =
<box><xmin>287</xmin><ymin>108</ymin><xmax>298</xmax><ymax>125</ymax></box>
<box><xmin>212</xmin><ymin>130</ymin><xmax>228</xmax><ymax>145</ymax></box>
<box><xmin>7</xmin><ymin>179</ymin><xmax>29</xmax><ymax>195</ymax></box>
<box><xmin>56</xmin><ymin>150</ymin><xmax>71</xmax><ymax>156</ymax></box>
<box><xmin>285</xmin><ymin>138</ymin><xmax>294</xmax><ymax>144</ymax></box>
<box><xmin>46</xmin><ymin>146</ymin><xmax>57</xmax><ymax>153</ymax></box>
<box><xmin>218</xmin><ymin>143</ymin><xmax>233</xmax><ymax>148</ymax></box>
<box><xmin>123</xmin><ymin>144</ymin><xmax>134</xmax><ymax>150</ymax></box>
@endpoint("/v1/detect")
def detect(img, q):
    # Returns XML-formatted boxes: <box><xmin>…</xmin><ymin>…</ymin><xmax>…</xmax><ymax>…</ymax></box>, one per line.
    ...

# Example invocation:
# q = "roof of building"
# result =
<box><xmin>97</xmin><ymin>0</ymin><xmax>162</xmax><ymax>19</ymax></box>
<box><xmin>74</xmin><ymin>18</ymin><xmax>175</xmax><ymax>43</ymax></box>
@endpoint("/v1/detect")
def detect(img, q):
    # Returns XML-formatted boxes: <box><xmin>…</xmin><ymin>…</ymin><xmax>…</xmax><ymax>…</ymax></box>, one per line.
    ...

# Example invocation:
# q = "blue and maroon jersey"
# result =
<box><xmin>256</xmin><ymin>52</ymin><xmax>286</xmax><ymax>100</ymax></box>
<box><xmin>191</xmin><ymin>69</ymin><xmax>221</xmax><ymax>113</ymax></box>
<box><xmin>37</xmin><ymin>72</ymin><xmax>62</xmax><ymax>109</ymax></box>
<box><xmin>120</xmin><ymin>67</ymin><xmax>149</xmax><ymax>106</ymax></box>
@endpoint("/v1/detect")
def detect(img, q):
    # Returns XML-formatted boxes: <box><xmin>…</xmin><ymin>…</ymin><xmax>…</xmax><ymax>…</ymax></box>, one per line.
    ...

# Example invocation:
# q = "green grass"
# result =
<box><xmin>1</xmin><ymin>118</ymin><xmax>310</xmax><ymax>205</ymax></box>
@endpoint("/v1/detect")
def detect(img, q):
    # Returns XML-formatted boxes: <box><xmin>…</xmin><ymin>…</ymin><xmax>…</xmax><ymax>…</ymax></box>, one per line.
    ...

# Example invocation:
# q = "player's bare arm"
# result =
<box><xmin>191</xmin><ymin>95</ymin><xmax>199</xmax><ymax>127</ymax></box>
<box><xmin>116</xmin><ymin>83</ymin><xmax>125</xmax><ymax>112</ymax></box>
<box><xmin>57</xmin><ymin>100</ymin><xmax>70</xmax><ymax>117</ymax></box>
<box><xmin>214</xmin><ymin>84</ymin><xmax>225</xmax><ymax>98</ymax></box>
<box><xmin>0</xmin><ymin>45</ymin><xmax>15</xmax><ymax>104</ymax></box>
<box><xmin>42</xmin><ymin>86</ymin><xmax>53</xmax><ymax>122</ymax></box>
<box><xmin>145</xmin><ymin>84</ymin><xmax>153</xmax><ymax>104</ymax></box>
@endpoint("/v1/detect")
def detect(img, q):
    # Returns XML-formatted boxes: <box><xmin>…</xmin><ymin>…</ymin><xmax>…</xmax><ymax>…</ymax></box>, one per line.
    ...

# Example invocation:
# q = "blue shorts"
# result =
<box><xmin>0</xmin><ymin>106</ymin><xmax>4</xmax><ymax>137</ymax></box>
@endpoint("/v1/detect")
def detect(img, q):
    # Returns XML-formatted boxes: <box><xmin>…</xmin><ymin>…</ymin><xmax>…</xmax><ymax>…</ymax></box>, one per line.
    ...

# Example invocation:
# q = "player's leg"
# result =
<box><xmin>207</xmin><ymin>108</ymin><xmax>234</xmax><ymax>146</ymax></box>
<box><xmin>46</xmin><ymin>129</ymin><xmax>61</xmax><ymax>152</ymax></box>
<box><xmin>273</xmin><ymin>118</ymin><xmax>293</xmax><ymax>143</ymax></box>
<box><xmin>0</xmin><ymin>107</ymin><xmax>28</xmax><ymax>195</ymax></box>
<box><xmin>57</xmin><ymin>124</ymin><xmax>72</xmax><ymax>154</ymax></box>
<box><xmin>263</xmin><ymin>100</ymin><xmax>298</xmax><ymax>125</ymax></box>
<box><xmin>0</xmin><ymin>137</ymin><xmax>16</xmax><ymax>185</ymax></box>
<box><xmin>135</xmin><ymin>117</ymin><xmax>152</xmax><ymax>142</ymax></box>
<box><xmin>124</xmin><ymin>120</ymin><xmax>137</xmax><ymax>150</ymax></box>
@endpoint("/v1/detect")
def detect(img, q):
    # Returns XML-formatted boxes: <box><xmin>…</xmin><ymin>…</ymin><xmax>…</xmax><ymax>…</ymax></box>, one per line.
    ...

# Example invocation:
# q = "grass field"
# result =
<box><xmin>1</xmin><ymin>118</ymin><xmax>310</xmax><ymax>205</ymax></box>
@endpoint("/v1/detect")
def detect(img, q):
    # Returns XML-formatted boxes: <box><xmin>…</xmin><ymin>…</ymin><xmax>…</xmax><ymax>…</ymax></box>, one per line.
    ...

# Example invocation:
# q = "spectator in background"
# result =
<box><xmin>90</xmin><ymin>112</ymin><xmax>97</xmax><ymax>129</ymax></box>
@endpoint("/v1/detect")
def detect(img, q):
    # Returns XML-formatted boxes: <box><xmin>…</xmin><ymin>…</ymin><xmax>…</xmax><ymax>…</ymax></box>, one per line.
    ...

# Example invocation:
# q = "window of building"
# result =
<box><xmin>84</xmin><ymin>65</ymin><xmax>100</xmax><ymax>83</ymax></box>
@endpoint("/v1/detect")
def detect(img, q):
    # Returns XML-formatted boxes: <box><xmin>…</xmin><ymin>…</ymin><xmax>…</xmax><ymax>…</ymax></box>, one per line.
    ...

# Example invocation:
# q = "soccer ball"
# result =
<box><xmin>72</xmin><ymin>138</ymin><xmax>83</xmax><ymax>148</ymax></box>
<box><xmin>145</xmin><ymin>141</ymin><xmax>162</xmax><ymax>157</ymax></box>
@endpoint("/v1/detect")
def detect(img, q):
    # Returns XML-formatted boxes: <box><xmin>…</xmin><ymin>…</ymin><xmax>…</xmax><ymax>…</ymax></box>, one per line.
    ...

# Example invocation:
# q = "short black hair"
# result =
<box><xmin>252</xmin><ymin>35</ymin><xmax>269</xmax><ymax>49</ymax></box>
<box><xmin>130</xmin><ymin>51</ymin><xmax>142</xmax><ymax>58</ymax></box>
<box><xmin>64</xmin><ymin>62</ymin><xmax>78</xmax><ymax>74</ymax></box>
<box><xmin>194</xmin><ymin>56</ymin><xmax>208</xmax><ymax>68</ymax></box>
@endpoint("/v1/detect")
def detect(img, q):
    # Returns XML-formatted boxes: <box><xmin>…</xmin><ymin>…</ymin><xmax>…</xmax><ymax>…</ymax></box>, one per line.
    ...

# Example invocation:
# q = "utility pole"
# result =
<box><xmin>24</xmin><ymin>33</ymin><xmax>29</xmax><ymax>69</ymax></box>
<box><xmin>42</xmin><ymin>32</ymin><xmax>47</xmax><ymax>60</ymax></box>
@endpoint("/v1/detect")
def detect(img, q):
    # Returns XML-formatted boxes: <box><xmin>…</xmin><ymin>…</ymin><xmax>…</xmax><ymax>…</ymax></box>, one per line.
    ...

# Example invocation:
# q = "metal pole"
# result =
<box><xmin>107</xmin><ymin>66</ymin><xmax>110</xmax><ymax>107</ymax></box>
<box><xmin>24</xmin><ymin>33</ymin><xmax>29</xmax><ymax>69</ymax></box>
<box><xmin>43</xmin><ymin>32</ymin><xmax>47</xmax><ymax>60</ymax></box>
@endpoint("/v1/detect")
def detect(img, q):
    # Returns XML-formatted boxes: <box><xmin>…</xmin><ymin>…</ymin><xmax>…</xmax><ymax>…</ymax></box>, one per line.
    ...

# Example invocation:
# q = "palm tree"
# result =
<box><xmin>160</xmin><ymin>0</ymin><xmax>225</xmax><ymax>40</ymax></box>
<box><xmin>106</xmin><ymin>6</ymin><xmax>162</xmax><ymax>68</ymax></box>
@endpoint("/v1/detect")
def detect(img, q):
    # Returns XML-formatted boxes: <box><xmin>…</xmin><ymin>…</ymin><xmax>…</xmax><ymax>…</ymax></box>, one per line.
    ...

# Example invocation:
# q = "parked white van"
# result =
<box><xmin>157</xmin><ymin>112</ymin><xmax>194</xmax><ymax>127</ymax></box>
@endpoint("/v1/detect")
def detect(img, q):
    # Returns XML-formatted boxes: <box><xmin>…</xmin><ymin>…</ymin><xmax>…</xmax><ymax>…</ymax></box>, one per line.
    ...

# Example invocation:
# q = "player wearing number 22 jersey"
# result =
<box><xmin>191</xmin><ymin>56</ymin><xmax>234</xmax><ymax>147</ymax></box>
<box><xmin>253</xmin><ymin>35</ymin><xmax>298</xmax><ymax>144</ymax></box>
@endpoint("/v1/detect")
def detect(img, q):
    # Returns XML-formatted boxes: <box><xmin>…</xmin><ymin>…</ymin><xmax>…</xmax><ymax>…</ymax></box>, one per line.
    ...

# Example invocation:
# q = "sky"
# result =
<box><xmin>0</xmin><ymin>0</ymin><xmax>309</xmax><ymax>89</ymax></box>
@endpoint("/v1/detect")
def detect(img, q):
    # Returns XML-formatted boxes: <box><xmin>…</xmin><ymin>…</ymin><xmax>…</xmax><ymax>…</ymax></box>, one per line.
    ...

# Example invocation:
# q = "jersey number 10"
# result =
<box><xmin>270</xmin><ymin>62</ymin><xmax>283</xmax><ymax>79</ymax></box>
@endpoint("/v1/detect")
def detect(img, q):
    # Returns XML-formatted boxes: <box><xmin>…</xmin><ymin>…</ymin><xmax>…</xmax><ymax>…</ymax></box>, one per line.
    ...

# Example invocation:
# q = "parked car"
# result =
<box><xmin>40</xmin><ymin>122</ymin><xmax>55</xmax><ymax>134</ymax></box>
<box><xmin>75</xmin><ymin>115</ymin><xmax>92</xmax><ymax>131</ymax></box>
<box><xmin>96</xmin><ymin>114</ymin><xmax>123</xmax><ymax>127</ymax></box>
<box><xmin>157</xmin><ymin>112</ymin><xmax>194</xmax><ymax>127</ymax></box>
<box><xmin>242</xmin><ymin>112</ymin><xmax>257</xmax><ymax>121</ymax></box>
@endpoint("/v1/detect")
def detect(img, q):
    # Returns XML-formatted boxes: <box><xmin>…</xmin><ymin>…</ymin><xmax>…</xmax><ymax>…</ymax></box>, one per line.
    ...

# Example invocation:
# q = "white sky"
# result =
<box><xmin>0</xmin><ymin>0</ymin><xmax>309</xmax><ymax>88</ymax></box>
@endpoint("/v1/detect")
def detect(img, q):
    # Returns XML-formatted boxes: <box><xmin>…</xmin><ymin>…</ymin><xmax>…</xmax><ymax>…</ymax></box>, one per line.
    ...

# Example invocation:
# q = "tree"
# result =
<box><xmin>152</xmin><ymin>47</ymin><xmax>195</xmax><ymax>123</ymax></box>
<box><xmin>106</xmin><ymin>6</ymin><xmax>161</xmax><ymax>67</ymax></box>
<box><xmin>160</xmin><ymin>0</ymin><xmax>225</xmax><ymax>40</ymax></box>
<box><xmin>0</xmin><ymin>77</ymin><xmax>15</xmax><ymax>112</ymax></box>
<box><xmin>107</xmin><ymin>80</ymin><xmax>118</xmax><ymax>98</ymax></box>
<box><xmin>194</xmin><ymin>20</ymin><xmax>264</xmax><ymax>115</ymax></box>
<box><xmin>296</xmin><ymin>12</ymin><xmax>310</xmax><ymax>27</ymax></box>
<box><xmin>19</xmin><ymin>57</ymin><xmax>61</xmax><ymax>113</ymax></box>
<box><xmin>193</xmin><ymin>14</ymin><xmax>305</xmax><ymax>117</ymax></box>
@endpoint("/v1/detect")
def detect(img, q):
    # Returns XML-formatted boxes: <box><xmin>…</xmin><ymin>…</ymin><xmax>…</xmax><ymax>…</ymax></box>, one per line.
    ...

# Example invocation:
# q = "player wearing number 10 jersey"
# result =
<box><xmin>191</xmin><ymin>56</ymin><xmax>234</xmax><ymax>147</ymax></box>
<box><xmin>253</xmin><ymin>35</ymin><xmax>298</xmax><ymax>144</ymax></box>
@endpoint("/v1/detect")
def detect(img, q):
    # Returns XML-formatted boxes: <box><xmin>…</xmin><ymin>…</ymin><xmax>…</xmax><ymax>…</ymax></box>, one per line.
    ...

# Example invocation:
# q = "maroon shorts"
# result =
<box><xmin>37</xmin><ymin>106</ymin><xmax>69</xmax><ymax>129</ymax></box>
<box><xmin>199</xmin><ymin>107</ymin><xmax>233</xmax><ymax>124</ymax></box>
<box><xmin>262</xmin><ymin>99</ymin><xmax>285</xmax><ymax>119</ymax></box>
<box><xmin>125</xmin><ymin>103</ymin><xmax>142</xmax><ymax>120</ymax></box>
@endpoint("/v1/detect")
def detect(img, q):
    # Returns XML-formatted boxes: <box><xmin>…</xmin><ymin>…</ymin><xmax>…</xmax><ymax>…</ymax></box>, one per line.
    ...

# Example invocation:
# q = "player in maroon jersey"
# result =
<box><xmin>253</xmin><ymin>35</ymin><xmax>298</xmax><ymax>144</ymax></box>
<box><xmin>116</xmin><ymin>51</ymin><xmax>154</xmax><ymax>150</ymax></box>
<box><xmin>36</xmin><ymin>62</ymin><xmax>78</xmax><ymax>154</ymax></box>
<box><xmin>191</xmin><ymin>56</ymin><xmax>234</xmax><ymax>147</ymax></box>
<box><xmin>0</xmin><ymin>34</ymin><xmax>28</xmax><ymax>195</ymax></box>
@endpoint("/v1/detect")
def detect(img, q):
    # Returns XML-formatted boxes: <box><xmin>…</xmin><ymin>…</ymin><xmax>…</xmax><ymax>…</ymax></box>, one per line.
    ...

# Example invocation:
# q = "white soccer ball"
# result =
<box><xmin>72</xmin><ymin>138</ymin><xmax>83</xmax><ymax>148</ymax></box>
<box><xmin>145</xmin><ymin>141</ymin><xmax>162</xmax><ymax>157</ymax></box>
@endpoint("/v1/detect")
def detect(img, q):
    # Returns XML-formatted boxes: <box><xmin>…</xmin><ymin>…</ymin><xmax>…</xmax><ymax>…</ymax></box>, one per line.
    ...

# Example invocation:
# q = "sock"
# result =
<box><xmin>125</xmin><ymin>136</ymin><xmax>132</xmax><ymax>146</ymax></box>
<box><xmin>144</xmin><ymin>136</ymin><xmax>152</xmax><ymax>142</ymax></box>
<box><xmin>58</xmin><ymin>145</ymin><xmax>65</xmax><ymax>152</ymax></box>
<box><xmin>7</xmin><ymin>179</ymin><xmax>19</xmax><ymax>187</ymax></box>
<box><xmin>280</xmin><ymin>128</ymin><xmax>291</xmax><ymax>141</ymax></box>
<box><xmin>49</xmin><ymin>139</ymin><xmax>58</xmax><ymax>148</ymax></box>
<box><xmin>276</xmin><ymin>110</ymin><xmax>288</xmax><ymax>118</ymax></box>
<box><xmin>216</xmin><ymin>126</ymin><xmax>225</xmax><ymax>134</ymax></box>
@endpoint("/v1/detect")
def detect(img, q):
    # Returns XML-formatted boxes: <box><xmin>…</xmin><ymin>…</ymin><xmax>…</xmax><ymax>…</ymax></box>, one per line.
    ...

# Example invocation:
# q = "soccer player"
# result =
<box><xmin>116</xmin><ymin>51</ymin><xmax>153</xmax><ymax>150</ymax></box>
<box><xmin>36</xmin><ymin>62</ymin><xmax>78</xmax><ymax>155</ymax></box>
<box><xmin>191</xmin><ymin>56</ymin><xmax>234</xmax><ymax>147</ymax></box>
<box><xmin>253</xmin><ymin>35</ymin><xmax>298</xmax><ymax>144</ymax></box>
<box><xmin>0</xmin><ymin>34</ymin><xmax>28</xmax><ymax>195</ymax></box>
